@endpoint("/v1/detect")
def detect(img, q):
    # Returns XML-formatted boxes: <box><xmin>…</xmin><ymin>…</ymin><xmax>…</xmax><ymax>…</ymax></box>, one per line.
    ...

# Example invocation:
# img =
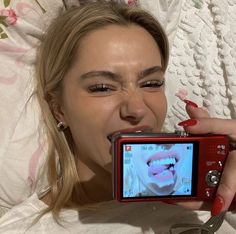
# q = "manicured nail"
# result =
<box><xmin>178</xmin><ymin>119</ymin><xmax>198</xmax><ymax>127</ymax></box>
<box><xmin>184</xmin><ymin>99</ymin><xmax>198</xmax><ymax>108</ymax></box>
<box><xmin>211</xmin><ymin>195</ymin><xmax>224</xmax><ymax>216</ymax></box>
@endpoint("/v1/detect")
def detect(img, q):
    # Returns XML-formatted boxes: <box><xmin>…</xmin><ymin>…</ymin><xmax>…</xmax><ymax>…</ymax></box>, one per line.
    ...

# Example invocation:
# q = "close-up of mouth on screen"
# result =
<box><xmin>121</xmin><ymin>142</ymin><xmax>197</xmax><ymax>199</ymax></box>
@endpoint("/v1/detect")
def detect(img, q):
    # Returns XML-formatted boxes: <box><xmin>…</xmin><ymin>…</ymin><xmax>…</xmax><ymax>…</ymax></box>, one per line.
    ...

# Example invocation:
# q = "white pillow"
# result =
<box><xmin>0</xmin><ymin>0</ymin><xmax>67</xmax><ymax>212</ymax></box>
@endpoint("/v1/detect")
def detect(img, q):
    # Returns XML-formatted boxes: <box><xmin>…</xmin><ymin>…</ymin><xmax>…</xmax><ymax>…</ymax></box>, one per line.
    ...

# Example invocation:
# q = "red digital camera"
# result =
<box><xmin>112</xmin><ymin>132</ymin><xmax>229</xmax><ymax>202</ymax></box>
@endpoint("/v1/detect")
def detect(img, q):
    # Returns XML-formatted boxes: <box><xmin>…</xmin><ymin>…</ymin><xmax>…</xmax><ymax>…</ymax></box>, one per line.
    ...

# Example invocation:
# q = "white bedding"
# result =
<box><xmin>0</xmin><ymin>193</ymin><xmax>235</xmax><ymax>233</ymax></box>
<box><xmin>0</xmin><ymin>0</ymin><xmax>66</xmax><ymax>212</ymax></box>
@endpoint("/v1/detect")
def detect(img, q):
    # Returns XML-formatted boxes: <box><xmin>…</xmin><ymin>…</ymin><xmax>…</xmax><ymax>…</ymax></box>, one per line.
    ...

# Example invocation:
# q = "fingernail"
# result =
<box><xmin>178</xmin><ymin>119</ymin><xmax>198</xmax><ymax>127</ymax></box>
<box><xmin>184</xmin><ymin>99</ymin><xmax>198</xmax><ymax>108</ymax></box>
<box><xmin>211</xmin><ymin>195</ymin><xmax>224</xmax><ymax>216</ymax></box>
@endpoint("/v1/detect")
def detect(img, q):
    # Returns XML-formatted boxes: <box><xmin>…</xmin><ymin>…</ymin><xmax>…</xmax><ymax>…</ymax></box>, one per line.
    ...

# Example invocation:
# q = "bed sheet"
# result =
<box><xmin>0</xmin><ymin>0</ymin><xmax>70</xmax><ymax>212</ymax></box>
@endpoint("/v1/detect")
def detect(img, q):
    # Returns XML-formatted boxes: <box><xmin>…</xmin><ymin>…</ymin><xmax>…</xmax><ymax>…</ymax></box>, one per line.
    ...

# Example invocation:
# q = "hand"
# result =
<box><xmin>177</xmin><ymin>100</ymin><xmax>236</xmax><ymax>216</ymax></box>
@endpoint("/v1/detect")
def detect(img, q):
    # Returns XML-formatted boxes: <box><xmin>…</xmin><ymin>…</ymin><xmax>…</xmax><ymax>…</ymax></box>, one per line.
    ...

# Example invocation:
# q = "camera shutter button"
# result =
<box><xmin>206</xmin><ymin>170</ymin><xmax>221</xmax><ymax>187</ymax></box>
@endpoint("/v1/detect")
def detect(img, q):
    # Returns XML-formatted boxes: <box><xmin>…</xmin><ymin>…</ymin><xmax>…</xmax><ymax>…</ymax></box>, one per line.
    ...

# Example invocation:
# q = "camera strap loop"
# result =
<box><xmin>169</xmin><ymin>211</ymin><xmax>226</xmax><ymax>234</ymax></box>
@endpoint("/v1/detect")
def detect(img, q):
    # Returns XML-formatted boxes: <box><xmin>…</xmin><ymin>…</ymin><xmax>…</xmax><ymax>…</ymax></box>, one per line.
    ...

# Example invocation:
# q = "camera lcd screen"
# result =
<box><xmin>121</xmin><ymin>142</ymin><xmax>198</xmax><ymax>199</ymax></box>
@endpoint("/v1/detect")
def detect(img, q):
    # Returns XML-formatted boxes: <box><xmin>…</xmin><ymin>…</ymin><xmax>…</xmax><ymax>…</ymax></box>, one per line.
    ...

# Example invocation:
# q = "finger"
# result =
<box><xmin>182</xmin><ymin>100</ymin><xmax>236</xmax><ymax>139</ymax></box>
<box><xmin>179</xmin><ymin>118</ymin><xmax>236</xmax><ymax>141</ymax></box>
<box><xmin>211</xmin><ymin>150</ymin><xmax>236</xmax><ymax>215</ymax></box>
<box><xmin>185</xmin><ymin>104</ymin><xmax>210</xmax><ymax>119</ymax></box>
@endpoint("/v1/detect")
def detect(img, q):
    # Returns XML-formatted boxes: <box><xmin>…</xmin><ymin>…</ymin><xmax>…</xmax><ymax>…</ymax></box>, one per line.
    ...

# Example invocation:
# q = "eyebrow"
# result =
<box><xmin>80</xmin><ymin>66</ymin><xmax>164</xmax><ymax>81</ymax></box>
<box><xmin>138</xmin><ymin>66</ymin><xmax>164</xmax><ymax>79</ymax></box>
<box><xmin>80</xmin><ymin>70</ymin><xmax>121</xmax><ymax>81</ymax></box>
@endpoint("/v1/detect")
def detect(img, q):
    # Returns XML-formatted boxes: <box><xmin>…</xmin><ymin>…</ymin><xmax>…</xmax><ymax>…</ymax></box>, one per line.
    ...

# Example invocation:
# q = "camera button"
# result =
<box><xmin>218</xmin><ymin>161</ymin><xmax>223</xmax><ymax>167</ymax></box>
<box><xmin>205</xmin><ymin>190</ymin><xmax>211</xmax><ymax>197</ymax></box>
<box><xmin>206</xmin><ymin>170</ymin><xmax>221</xmax><ymax>187</ymax></box>
<box><xmin>210</xmin><ymin>175</ymin><xmax>218</xmax><ymax>184</ymax></box>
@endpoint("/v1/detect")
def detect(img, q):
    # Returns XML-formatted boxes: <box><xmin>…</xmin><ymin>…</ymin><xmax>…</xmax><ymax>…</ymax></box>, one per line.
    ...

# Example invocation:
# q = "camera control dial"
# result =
<box><xmin>205</xmin><ymin>170</ymin><xmax>221</xmax><ymax>187</ymax></box>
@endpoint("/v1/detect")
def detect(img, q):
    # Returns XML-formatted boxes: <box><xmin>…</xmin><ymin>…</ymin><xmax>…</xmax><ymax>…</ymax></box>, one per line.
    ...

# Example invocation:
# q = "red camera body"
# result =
<box><xmin>112</xmin><ymin>132</ymin><xmax>229</xmax><ymax>203</ymax></box>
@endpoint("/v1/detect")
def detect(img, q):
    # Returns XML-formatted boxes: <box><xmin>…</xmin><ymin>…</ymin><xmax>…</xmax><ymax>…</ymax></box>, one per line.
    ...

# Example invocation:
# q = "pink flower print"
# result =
<box><xmin>0</xmin><ymin>9</ymin><xmax>17</xmax><ymax>25</ymax></box>
<box><xmin>127</xmin><ymin>0</ymin><xmax>138</xmax><ymax>7</ymax></box>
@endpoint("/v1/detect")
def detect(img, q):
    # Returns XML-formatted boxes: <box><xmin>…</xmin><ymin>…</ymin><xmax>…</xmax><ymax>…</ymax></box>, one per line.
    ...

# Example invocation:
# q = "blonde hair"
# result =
<box><xmin>35</xmin><ymin>0</ymin><xmax>169</xmax><ymax>221</ymax></box>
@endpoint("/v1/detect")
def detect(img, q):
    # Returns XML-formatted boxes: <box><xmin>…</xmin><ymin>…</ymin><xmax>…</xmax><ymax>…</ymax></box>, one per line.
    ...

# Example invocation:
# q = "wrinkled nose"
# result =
<box><xmin>120</xmin><ymin>91</ymin><xmax>147</xmax><ymax>124</ymax></box>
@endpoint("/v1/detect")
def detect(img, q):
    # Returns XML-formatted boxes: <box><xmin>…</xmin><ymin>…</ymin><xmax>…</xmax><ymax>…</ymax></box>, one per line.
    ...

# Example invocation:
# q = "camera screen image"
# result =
<box><xmin>121</xmin><ymin>142</ymin><xmax>198</xmax><ymax>199</ymax></box>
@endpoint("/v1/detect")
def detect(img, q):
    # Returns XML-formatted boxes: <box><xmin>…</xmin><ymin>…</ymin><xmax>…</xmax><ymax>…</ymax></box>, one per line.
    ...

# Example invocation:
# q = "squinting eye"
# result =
<box><xmin>88</xmin><ymin>84</ymin><xmax>116</xmax><ymax>93</ymax></box>
<box><xmin>140</xmin><ymin>80</ymin><xmax>165</xmax><ymax>88</ymax></box>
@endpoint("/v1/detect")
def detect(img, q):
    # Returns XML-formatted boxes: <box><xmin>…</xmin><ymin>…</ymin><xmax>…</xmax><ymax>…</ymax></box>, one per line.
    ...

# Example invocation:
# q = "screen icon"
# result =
<box><xmin>125</xmin><ymin>145</ymin><xmax>132</xmax><ymax>151</ymax></box>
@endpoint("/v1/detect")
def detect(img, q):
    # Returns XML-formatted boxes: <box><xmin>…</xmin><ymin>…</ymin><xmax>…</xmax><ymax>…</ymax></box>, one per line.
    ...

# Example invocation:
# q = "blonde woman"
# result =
<box><xmin>0</xmin><ymin>1</ymin><xmax>235</xmax><ymax>233</ymax></box>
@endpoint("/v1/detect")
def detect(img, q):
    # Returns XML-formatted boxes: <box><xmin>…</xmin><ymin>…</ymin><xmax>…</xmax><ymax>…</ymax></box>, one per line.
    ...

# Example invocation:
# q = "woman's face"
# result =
<box><xmin>57</xmin><ymin>24</ymin><xmax>167</xmax><ymax>175</ymax></box>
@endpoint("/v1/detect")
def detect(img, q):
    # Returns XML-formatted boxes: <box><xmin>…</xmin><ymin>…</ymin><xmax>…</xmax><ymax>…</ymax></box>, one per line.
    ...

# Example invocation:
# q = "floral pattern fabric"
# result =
<box><xmin>0</xmin><ymin>0</ymin><xmax>64</xmax><ymax>215</ymax></box>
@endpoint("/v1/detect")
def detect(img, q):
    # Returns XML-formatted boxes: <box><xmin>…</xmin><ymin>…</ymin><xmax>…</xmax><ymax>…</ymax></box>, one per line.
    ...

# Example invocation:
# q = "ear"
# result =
<box><xmin>51</xmin><ymin>99</ymin><xmax>67</xmax><ymax>124</ymax></box>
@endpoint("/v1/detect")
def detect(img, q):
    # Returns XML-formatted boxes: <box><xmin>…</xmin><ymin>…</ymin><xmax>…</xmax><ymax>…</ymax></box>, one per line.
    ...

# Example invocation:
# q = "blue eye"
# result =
<box><xmin>88</xmin><ymin>84</ymin><xmax>116</xmax><ymax>93</ymax></box>
<box><xmin>140</xmin><ymin>80</ymin><xmax>165</xmax><ymax>88</ymax></box>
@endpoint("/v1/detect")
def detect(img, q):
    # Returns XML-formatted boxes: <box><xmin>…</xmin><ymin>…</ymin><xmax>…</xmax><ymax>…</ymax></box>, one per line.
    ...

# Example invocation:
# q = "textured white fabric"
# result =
<box><xmin>0</xmin><ymin>193</ymin><xmax>235</xmax><ymax>234</ymax></box>
<box><xmin>140</xmin><ymin>0</ymin><xmax>236</xmax><ymax>131</ymax></box>
<box><xmin>139</xmin><ymin>0</ymin><xmax>236</xmax><ymax>132</ymax></box>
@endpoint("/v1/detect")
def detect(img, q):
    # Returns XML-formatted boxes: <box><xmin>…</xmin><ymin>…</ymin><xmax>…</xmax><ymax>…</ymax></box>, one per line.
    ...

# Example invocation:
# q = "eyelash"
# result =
<box><xmin>88</xmin><ymin>80</ymin><xmax>164</xmax><ymax>93</ymax></box>
<box><xmin>88</xmin><ymin>84</ymin><xmax>116</xmax><ymax>93</ymax></box>
<box><xmin>140</xmin><ymin>80</ymin><xmax>164</xmax><ymax>88</ymax></box>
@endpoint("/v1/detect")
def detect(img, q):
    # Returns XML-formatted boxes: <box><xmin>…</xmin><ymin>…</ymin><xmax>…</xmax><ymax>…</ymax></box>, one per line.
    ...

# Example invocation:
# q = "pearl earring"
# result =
<box><xmin>57</xmin><ymin>122</ymin><xmax>67</xmax><ymax>131</ymax></box>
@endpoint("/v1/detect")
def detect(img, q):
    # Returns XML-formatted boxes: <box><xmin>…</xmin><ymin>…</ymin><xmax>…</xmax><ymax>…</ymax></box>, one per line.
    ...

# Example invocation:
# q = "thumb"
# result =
<box><xmin>211</xmin><ymin>150</ymin><xmax>236</xmax><ymax>216</ymax></box>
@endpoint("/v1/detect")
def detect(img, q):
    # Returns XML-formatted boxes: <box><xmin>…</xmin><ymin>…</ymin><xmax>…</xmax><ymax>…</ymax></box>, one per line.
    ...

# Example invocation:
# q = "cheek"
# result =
<box><xmin>65</xmin><ymin>96</ymin><xmax>120</xmax><ymax>131</ymax></box>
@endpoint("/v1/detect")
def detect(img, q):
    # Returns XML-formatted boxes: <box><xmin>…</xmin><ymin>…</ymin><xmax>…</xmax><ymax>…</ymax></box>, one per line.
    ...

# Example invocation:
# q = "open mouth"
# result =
<box><xmin>147</xmin><ymin>156</ymin><xmax>177</xmax><ymax>176</ymax></box>
<box><xmin>147</xmin><ymin>152</ymin><xmax>179</xmax><ymax>185</ymax></box>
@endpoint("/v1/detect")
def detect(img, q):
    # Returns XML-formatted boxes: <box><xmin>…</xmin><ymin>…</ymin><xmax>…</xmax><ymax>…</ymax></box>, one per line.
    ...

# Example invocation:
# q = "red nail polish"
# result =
<box><xmin>178</xmin><ymin>119</ymin><xmax>197</xmax><ymax>127</ymax></box>
<box><xmin>211</xmin><ymin>195</ymin><xmax>224</xmax><ymax>216</ymax></box>
<box><xmin>184</xmin><ymin>99</ymin><xmax>198</xmax><ymax>108</ymax></box>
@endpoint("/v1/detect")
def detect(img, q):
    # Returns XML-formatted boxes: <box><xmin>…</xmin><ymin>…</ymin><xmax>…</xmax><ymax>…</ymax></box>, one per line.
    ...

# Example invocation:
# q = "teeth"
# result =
<box><xmin>148</xmin><ymin>157</ymin><xmax>176</xmax><ymax>167</ymax></box>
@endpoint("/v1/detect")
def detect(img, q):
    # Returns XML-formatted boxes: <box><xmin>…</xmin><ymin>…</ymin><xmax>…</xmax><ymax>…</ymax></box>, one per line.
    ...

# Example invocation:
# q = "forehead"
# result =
<box><xmin>74</xmin><ymin>24</ymin><xmax>162</xmax><ymax>68</ymax></box>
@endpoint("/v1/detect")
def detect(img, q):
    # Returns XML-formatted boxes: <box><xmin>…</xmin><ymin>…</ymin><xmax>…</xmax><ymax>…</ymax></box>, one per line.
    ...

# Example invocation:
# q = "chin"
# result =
<box><xmin>150</xmin><ymin>183</ymin><xmax>176</xmax><ymax>195</ymax></box>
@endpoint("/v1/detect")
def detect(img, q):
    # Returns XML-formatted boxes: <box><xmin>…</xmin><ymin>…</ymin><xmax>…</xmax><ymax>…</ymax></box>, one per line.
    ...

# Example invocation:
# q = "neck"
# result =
<box><xmin>41</xmin><ymin>152</ymin><xmax>113</xmax><ymax>207</ymax></box>
<box><xmin>76</xmin><ymin>156</ymin><xmax>113</xmax><ymax>204</ymax></box>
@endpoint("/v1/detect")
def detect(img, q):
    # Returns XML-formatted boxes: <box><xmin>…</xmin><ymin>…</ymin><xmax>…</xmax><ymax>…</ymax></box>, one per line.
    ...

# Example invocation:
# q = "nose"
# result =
<box><xmin>120</xmin><ymin>90</ymin><xmax>147</xmax><ymax>124</ymax></box>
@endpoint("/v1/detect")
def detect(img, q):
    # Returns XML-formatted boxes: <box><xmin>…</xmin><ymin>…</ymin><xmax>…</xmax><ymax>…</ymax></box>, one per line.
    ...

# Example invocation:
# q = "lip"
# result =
<box><xmin>107</xmin><ymin>125</ymin><xmax>153</xmax><ymax>142</ymax></box>
<box><xmin>147</xmin><ymin>150</ymin><xmax>180</xmax><ymax>165</ymax></box>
